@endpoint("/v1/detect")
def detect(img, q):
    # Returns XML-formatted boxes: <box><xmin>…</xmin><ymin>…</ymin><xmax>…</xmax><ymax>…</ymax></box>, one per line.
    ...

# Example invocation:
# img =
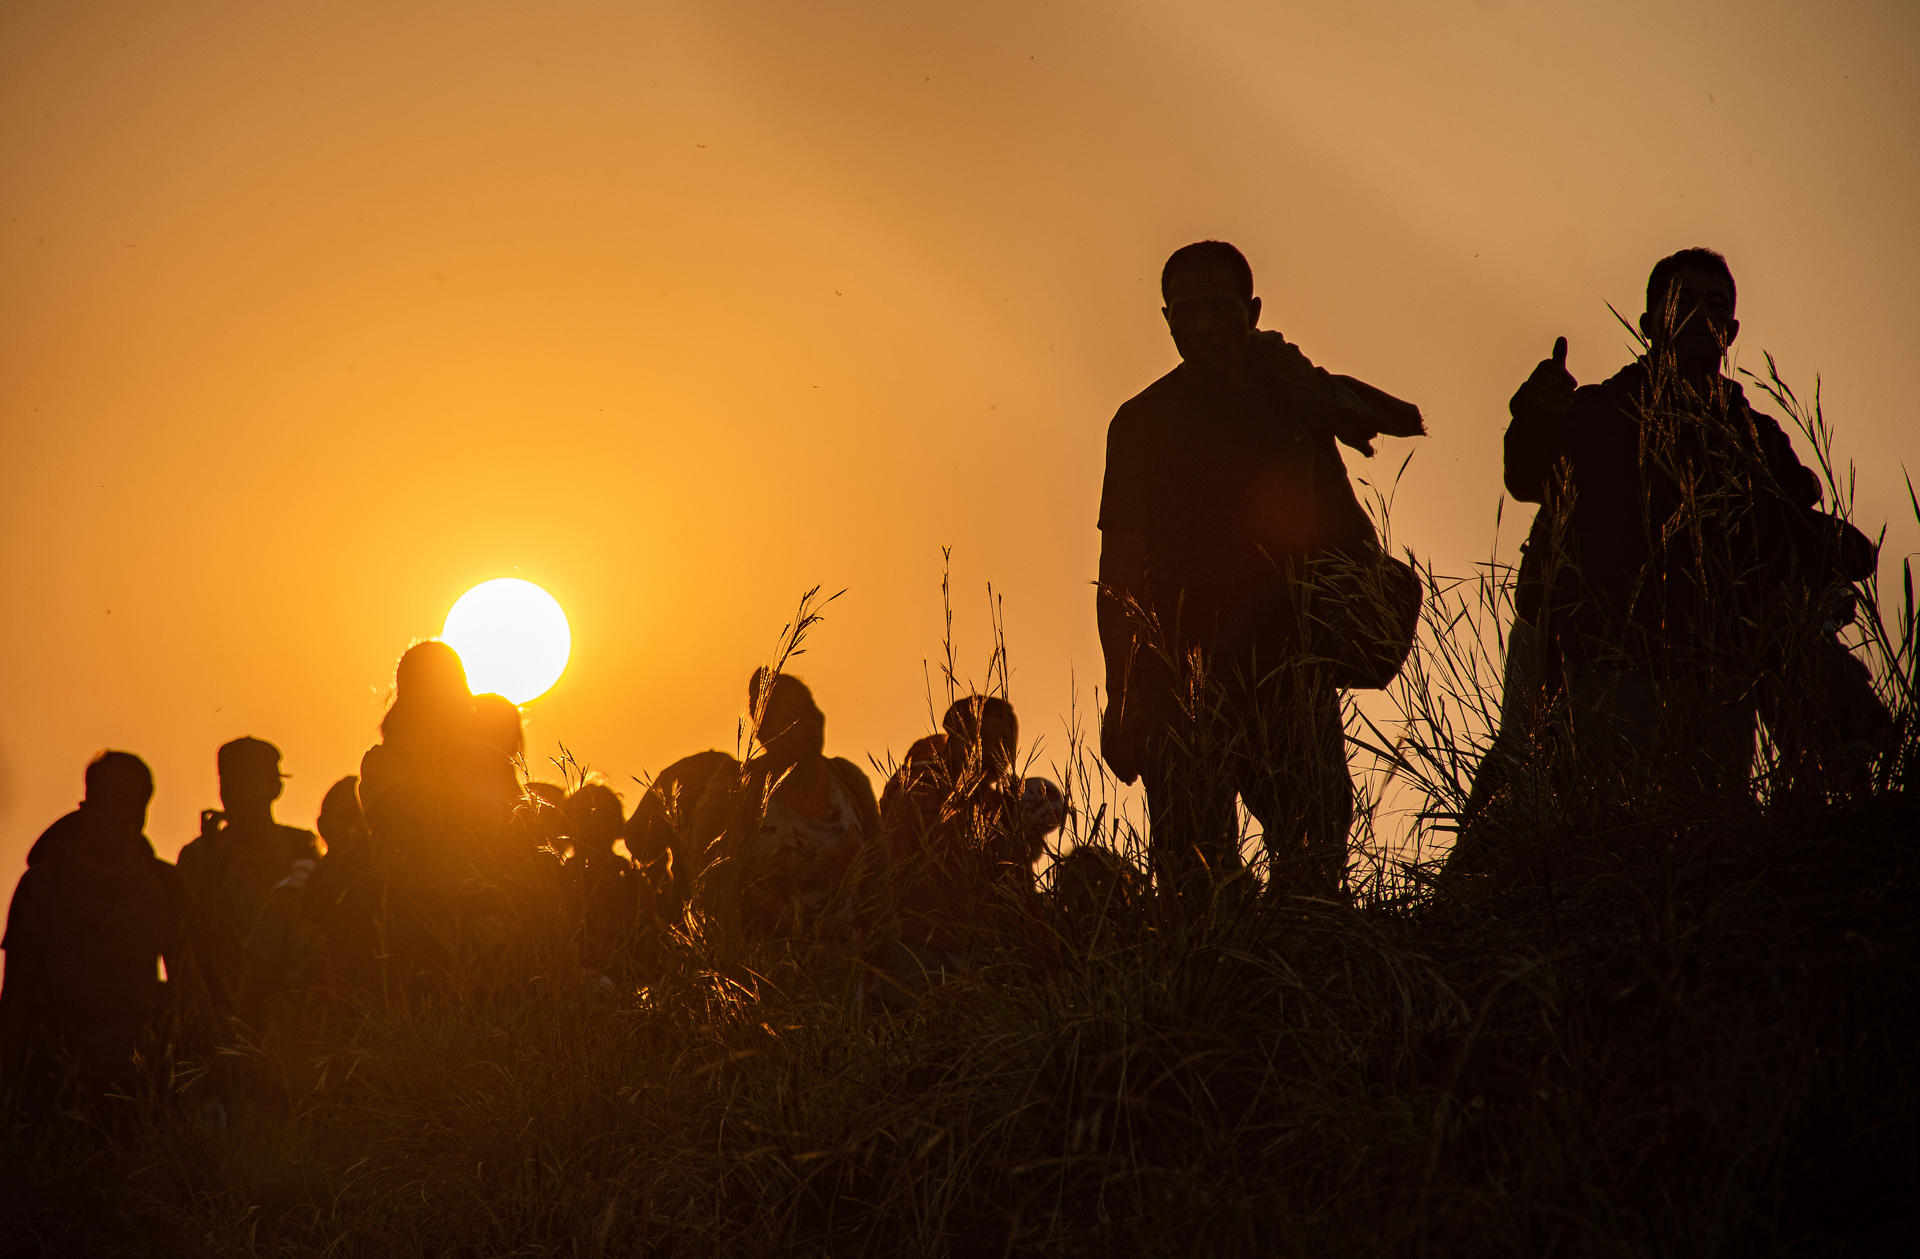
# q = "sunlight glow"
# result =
<box><xmin>441</xmin><ymin>578</ymin><xmax>571</xmax><ymax>704</ymax></box>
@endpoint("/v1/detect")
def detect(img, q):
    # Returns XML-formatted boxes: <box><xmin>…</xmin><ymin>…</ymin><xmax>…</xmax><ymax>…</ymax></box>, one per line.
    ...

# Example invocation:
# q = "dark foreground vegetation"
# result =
<box><xmin>4</xmin><ymin>794</ymin><xmax>1914</xmax><ymax>1257</ymax></box>
<box><xmin>5</xmin><ymin>383</ymin><xmax>1916</xmax><ymax>1257</ymax></box>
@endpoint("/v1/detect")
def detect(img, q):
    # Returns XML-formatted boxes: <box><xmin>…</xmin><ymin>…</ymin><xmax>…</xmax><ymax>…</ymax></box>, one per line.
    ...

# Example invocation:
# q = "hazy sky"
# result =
<box><xmin>4</xmin><ymin>0</ymin><xmax>1916</xmax><ymax>917</ymax></box>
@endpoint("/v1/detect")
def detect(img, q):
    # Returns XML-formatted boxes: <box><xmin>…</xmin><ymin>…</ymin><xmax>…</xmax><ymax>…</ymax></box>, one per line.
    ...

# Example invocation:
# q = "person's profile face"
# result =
<box><xmin>1644</xmin><ymin>266</ymin><xmax>1738</xmax><ymax>374</ymax></box>
<box><xmin>1162</xmin><ymin>267</ymin><xmax>1259</xmax><ymax>377</ymax></box>
<box><xmin>92</xmin><ymin>788</ymin><xmax>152</xmax><ymax>836</ymax></box>
<box><xmin>220</xmin><ymin>770</ymin><xmax>281</xmax><ymax>814</ymax></box>
<box><xmin>758</xmin><ymin>691</ymin><xmax>826</xmax><ymax>767</ymax></box>
<box><xmin>980</xmin><ymin>712</ymin><xmax>1019</xmax><ymax>775</ymax></box>
<box><xmin>317</xmin><ymin>805</ymin><xmax>364</xmax><ymax>848</ymax></box>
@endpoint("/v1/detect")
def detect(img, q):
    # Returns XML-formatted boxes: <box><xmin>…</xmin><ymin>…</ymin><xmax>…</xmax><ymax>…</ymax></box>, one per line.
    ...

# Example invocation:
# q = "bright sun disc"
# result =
<box><xmin>442</xmin><ymin>578</ymin><xmax>572</xmax><ymax>704</ymax></box>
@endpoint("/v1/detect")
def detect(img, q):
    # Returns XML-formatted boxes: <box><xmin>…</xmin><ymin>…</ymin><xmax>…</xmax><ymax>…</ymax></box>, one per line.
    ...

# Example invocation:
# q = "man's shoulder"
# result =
<box><xmin>148</xmin><ymin>852</ymin><xmax>187</xmax><ymax>891</ymax></box>
<box><xmin>175</xmin><ymin>833</ymin><xmax>212</xmax><ymax>870</ymax></box>
<box><xmin>2</xmin><ymin>860</ymin><xmax>53</xmax><ymax>950</ymax></box>
<box><xmin>826</xmin><ymin>757</ymin><xmax>875</xmax><ymax>792</ymax></box>
<box><xmin>660</xmin><ymin>749</ymin><xmax>738</xmax><ymax>789</ymax></box>
<box><xmin>1729</xmin><ymin>387</ymin><xmax>1793</xmax><ymax>441</ymax></box>
<box><xmin>26</xmin><ymin>810</ymin><xmax>89</xmax><ymax>867</ymax></box>
<box><xmin>826</xmin><ymin>758</ymin><xmax>880</xmax><ymax>816</ymax></box>
<box><xmin>1726</xmin><ymin>389</ymin><xmax>1820</xmax><ymax>502</ymax></box>
<box><xmin>1110</xmin><ymin>365</ymin><xmax>1191</xmax><ymax>429</ymax></box>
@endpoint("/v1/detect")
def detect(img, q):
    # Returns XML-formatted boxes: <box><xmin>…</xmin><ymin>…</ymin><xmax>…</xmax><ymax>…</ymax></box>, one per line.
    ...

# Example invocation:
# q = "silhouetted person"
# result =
<box><xmin>469</xmin><ymin>692</ymin><xmax>530</xmax><ymax>834</ymax></box>
<box><xmin>359</xmin><ymin>641</ymin><xmax>483</xmax><ymax>891</ymax></box>
<box><xmin>698</xmin><ymin>670</ymin><xmax>881</xmax><ymax>953</ymax></box>
<box><xmin>238</xmin><ymin>773</ymin><xmax>384</xmax><ymax>1022</ymax></box>
<box><xmin>465</xmin><ymin>693</ymin><xmax>576</xmax><ymax>944</ymax></box>
<box><xmin>176</xmin><ymin>737</ymin><xmax>321</xmax><ymax>1008</ymax></box>
<box><xmin>623</xmin><ymin>749</ymin><xmax>738</xmax><ymax>923</ymax></box>
<box><xmin>1015</xmin><ymin>776</ymin><xmax>1069</xmax><ymax>870</ymax></box>
<box><xmin>234</xmin><ymin>860</ymin><xmax>324</xmax><ymax>1027</ymax></box>
<box><xmin>1097</xmin><ymin>240</ymin><xmax>1424</xmax><ymax>912</ymax></box>
<box><xmin>1462</xmin><ymin>247</ymin><xmax>1874</xmax><ymax>859</ymax></box>
<box><xmin>561</xmin><ymin>783</ymin><xmax>639</xmax><ymax>975</ymax></box>
<box><xmin>301</xmin><ymin>775</ymin><xmax>385</xmax><ymax>996</ymax></box>
<box><xmin>1</xmin><ymin>753</ymin><xmax>196</xmax><ymax>1113</ymax></box>
<box><xmin>358</xmin><ymin>641</ymin><xmax>509</xmax><ymax>992</ymax></box>
<box><xmin>879</xmin><ymin>696</ymin><xmax>1056</xmax><ymax>967</ymax></box>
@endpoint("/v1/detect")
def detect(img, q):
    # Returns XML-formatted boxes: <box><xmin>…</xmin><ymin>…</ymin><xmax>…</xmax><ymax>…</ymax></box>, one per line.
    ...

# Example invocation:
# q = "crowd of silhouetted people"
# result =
<box><xmin>2</xmin><ymin>239</ymin><xmax>1900</xmax><ymax>1119</ymax></box>
<box><xmin>0</xmin><ymin>653</ymin><xmax>1089</xmax><ymax>1116</ymax></box>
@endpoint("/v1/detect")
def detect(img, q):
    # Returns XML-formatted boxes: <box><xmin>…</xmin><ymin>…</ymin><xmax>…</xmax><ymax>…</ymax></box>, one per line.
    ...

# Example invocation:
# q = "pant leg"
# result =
<box><xmin>1234</xmin><ymin>663</ymin><xmax>1353</xmax><ymax>901</ymax></box>
<box><xmin>1454</xmin><ymin>618</ymin><xmax>1552</xmax><ymax>873</ymax></box>
<box><xmin>1140</xmin><ymin>726</ymin><xmax>1241</xmax><ymax>916</ymax></box>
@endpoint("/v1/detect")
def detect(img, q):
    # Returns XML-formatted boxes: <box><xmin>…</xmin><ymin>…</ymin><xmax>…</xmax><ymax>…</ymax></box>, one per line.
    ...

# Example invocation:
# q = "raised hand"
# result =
<box><xmin>1510</xmin><ymin>336</ymin><xmax>1576</xmax><ymax>417</ymax></box>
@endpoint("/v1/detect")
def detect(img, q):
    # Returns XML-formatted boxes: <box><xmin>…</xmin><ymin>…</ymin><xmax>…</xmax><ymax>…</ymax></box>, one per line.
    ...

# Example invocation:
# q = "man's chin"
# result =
<box><xmin>1674</xmin><ymin>342</ymin><xmax>1724</xmax><ymax>377</ymax></box>
<box><xmin>1181</xmin><ymin>352</ymin><xmax>1241</xmax><ymax>379</ymax></box>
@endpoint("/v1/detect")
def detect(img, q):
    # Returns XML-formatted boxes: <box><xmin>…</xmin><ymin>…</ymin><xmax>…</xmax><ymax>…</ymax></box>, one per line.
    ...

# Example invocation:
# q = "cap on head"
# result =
<box><xmin>218</xmin><ymin>736</ymin><xmax>286</xmax><ymax>783</ymax></box>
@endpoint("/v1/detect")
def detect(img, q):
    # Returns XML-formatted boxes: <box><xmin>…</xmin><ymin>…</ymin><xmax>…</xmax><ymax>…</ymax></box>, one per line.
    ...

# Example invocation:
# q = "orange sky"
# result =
<box><xmin>4</xmin><ymin>0</ymin><xmax>1916</xmax><ymax>920</ymax></box>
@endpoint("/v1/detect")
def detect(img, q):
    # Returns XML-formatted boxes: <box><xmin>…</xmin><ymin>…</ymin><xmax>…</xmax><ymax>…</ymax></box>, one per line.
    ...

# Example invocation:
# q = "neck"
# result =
<box><xmin>1649</xmin><ymin>343</ymin><xmax>1723</xmax><ymax>383</ymax></box>
<box><xmin>1190</xmin><ymin>360</ymin><xmax>1251</xmax><ymax>390</ymax></box>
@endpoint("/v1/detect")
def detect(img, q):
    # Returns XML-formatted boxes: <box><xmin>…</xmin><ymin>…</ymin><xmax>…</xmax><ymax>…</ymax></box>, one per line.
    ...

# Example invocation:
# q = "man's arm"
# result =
<box><xmin>1097</xmin><ymin>531</ymin><xmax>1147</xmax><ymax>680</ymax></box>
<box><xmin>1749</xmin><ymin>409</ymin><xmax>1823</xmax><ymax>509</ymax></box>
<box><xmin>1505</xmin><ymin>336</ymin><xmax>1578</xmax><ymax>504</ymax></box>
<box><xmin>1253</xmin><ymin>331</ymin><xmax>1424</xmax><ymax>456</ymax></box>
<box><xmin>1097</xmin><ymin>530</ymin><xmax>1148</xmax><ymax>784</ymax></box>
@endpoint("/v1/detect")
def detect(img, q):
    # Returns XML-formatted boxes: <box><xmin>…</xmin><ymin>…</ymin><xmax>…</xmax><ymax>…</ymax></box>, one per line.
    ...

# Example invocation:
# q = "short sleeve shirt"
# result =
<box><xmin>1099</xmin><ymin>363</ymin><xmax>1372</xmax><ymax>611</ymax></box>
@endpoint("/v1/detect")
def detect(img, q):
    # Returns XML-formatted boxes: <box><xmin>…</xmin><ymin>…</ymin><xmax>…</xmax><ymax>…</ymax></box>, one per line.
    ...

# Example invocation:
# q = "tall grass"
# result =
<box><xmin>4</xmin><ymin>366</ymin><xmax>1916</xmax><ymax>1256</ymax></box>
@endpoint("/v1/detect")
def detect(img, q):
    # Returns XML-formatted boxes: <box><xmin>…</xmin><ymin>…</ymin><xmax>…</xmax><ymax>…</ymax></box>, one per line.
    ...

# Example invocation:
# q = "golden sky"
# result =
<box><xmin>4</xmin><ymin>0</ymin><xmax>1916</xmax><ymax>911</ymax></box>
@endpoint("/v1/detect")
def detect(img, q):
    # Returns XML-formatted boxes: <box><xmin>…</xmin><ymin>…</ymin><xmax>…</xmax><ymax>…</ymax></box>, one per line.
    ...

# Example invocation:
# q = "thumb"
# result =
<box><xmin>1551</xmin><ymin>336</ymin><xmax>1568</xmax><ymax>370</ymax></box>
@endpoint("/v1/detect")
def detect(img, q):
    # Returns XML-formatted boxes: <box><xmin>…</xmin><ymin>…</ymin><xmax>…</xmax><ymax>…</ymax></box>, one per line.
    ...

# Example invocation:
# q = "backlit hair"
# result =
<box><xmin>1646</xmin><ymin>247</ymin><xmax>1735</xmax><ymax>314</ymax></box>
<box><xmin>1161</xmin><ymin>240</ymin><xmax>1254</xmax><ymax>302</ymax></box>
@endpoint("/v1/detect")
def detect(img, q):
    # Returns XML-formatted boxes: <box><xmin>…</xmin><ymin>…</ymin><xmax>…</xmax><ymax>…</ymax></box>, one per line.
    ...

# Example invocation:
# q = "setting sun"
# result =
<box><xmin>441</xmin><ymin>578</ymin><xmax>572</xmax><ymax>704</ymax></box>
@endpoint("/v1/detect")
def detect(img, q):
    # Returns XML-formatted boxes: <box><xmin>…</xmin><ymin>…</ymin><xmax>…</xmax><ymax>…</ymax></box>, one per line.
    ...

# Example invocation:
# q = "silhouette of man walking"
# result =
<box><xmin>1097</xmin><ymin>241</ymin><xmax>1423</xmax><ymax>911</ymax></box>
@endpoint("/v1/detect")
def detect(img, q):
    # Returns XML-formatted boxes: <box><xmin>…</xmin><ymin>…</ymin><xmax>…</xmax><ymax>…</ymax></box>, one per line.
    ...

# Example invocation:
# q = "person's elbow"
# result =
<box><xmin>1505</xmin><ymin>466</ymin><xmax>1545</xmax><ymax>503</ymax></box>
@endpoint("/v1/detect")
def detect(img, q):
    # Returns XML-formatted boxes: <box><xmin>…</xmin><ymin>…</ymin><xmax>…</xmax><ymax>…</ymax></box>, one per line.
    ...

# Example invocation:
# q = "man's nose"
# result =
<box><xmin>1189</xmin><ymin>312</ymin><xmax>1226</xmax><ymax>337</ymax></box>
